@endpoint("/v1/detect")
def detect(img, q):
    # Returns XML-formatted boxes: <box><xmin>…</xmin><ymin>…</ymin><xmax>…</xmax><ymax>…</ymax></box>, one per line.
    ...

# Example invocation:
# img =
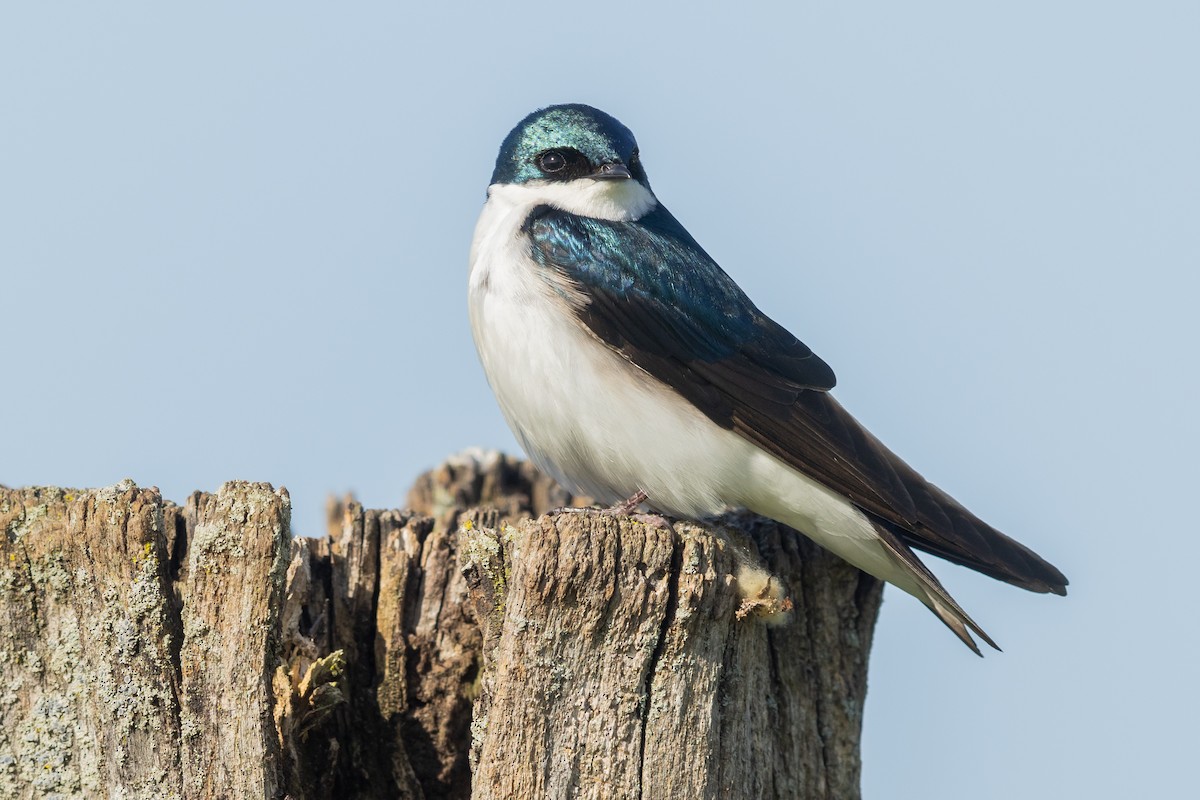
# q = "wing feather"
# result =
<box><xmin>524</xmin><ymin>203</ymin><xmax>1067</xmax><ymax>595</ymax></box>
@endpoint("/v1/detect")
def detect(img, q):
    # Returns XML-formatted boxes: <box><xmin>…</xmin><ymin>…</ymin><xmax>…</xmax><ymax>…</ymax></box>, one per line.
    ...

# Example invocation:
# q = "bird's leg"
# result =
<box><xmin>601</xmin><ymin>489</ymin><xmax>649</xmax><ymax>516</ymax></box>
<box><xmin>550</xmin><ymin>489</ymin><xmax>675</xmax><ymax>531</ymax></box>
<box><xmin>605</xmin><ymin>490</ymin><xmax>676</xmax><ymax>531</ymax></box>
<box><xmin>551</xmin><ymin>489</ymin><xmax>648</xmax><ymax>516</ymax></box>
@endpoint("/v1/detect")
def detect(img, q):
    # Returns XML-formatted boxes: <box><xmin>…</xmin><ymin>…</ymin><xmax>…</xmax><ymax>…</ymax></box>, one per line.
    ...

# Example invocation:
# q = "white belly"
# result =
<box><xmin>468</xmin><ymin>258</ymin><xmax>732</xmax><ymax>515</ymax></box>
<box><xmin>466</xmin><ymin>184</ymin><xmax>752</xmax><ymax>516</ymax></box>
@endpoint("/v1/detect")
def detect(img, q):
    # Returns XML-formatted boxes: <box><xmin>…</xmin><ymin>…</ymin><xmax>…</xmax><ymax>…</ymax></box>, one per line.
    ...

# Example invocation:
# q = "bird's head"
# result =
<box><xmin>490</xmin><ymin>104</ymin><xmax>649</xmax><ymax>188</ymax></box>
<box><xmin>487</xmin><ymin>105</ymin><xmax>657</xmax><ymax>221</ymax></box>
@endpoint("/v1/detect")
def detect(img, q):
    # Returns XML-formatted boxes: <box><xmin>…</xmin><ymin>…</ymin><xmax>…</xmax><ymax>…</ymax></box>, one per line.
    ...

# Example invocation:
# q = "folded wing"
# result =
<box><xmin>524</xmin><ymin>203</ymin><xmax>1068</xmax><ymax>595</ymax></box>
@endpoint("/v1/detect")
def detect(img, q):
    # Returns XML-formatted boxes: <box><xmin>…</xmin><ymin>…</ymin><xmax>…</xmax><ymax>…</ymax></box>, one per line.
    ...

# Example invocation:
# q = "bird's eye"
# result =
<box><xmin>538</xmin><ymin>151</ymin><xmax>567</xmax><ymax>173</ymax></box>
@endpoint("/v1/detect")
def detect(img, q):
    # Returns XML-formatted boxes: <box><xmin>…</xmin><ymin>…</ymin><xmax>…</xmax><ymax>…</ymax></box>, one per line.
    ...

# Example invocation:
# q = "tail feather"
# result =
<box><xmin>744</xmin><ymin>452</ymin><xmax>1006</xmax><ymax>654</ymax></box>
<box><xmin>873</xmin><ymin>522</ymin><xmax>1000</xmax><ymax>655</ymax></box>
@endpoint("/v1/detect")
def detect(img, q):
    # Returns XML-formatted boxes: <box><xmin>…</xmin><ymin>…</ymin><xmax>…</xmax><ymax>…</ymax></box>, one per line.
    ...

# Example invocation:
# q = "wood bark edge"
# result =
<box><xmin>0</xmin><ymin>451</ymin><xmax>881</xmax><ymax>800</ymax></box>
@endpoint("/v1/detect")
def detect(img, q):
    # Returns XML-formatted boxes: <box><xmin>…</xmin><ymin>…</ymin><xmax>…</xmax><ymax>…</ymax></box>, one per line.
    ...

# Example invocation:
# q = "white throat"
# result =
<box><xmin>468</xmin><ymin>177</ymin><xmax>658</xmax><ymax>295</ymax></box>
<box><xmin>484</xmin><ymin>177</ymin><xmax>657</xmax><ymax>224</ymax></box>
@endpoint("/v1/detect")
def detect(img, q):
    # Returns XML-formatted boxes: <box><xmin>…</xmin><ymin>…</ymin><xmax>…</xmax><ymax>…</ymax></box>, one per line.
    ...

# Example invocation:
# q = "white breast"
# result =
<box><xmin>467</xmin><ymin>178</ymin><xmax>744</xmax><ymax>515</ymax></box>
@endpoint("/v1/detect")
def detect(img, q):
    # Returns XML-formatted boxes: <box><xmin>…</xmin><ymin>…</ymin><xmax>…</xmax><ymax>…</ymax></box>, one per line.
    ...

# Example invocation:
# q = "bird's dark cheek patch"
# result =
<box><xmin>534</xmin><ymin>148</ymin><xmax>593</xmax><ymax>181</ymax></box>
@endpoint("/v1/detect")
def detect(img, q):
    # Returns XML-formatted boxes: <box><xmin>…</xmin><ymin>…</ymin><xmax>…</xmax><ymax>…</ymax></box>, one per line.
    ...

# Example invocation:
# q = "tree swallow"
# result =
<box><xmin>468</xmin><ymin>104</ymin><xmax>1067</xmax><ymax>654</ymax></box>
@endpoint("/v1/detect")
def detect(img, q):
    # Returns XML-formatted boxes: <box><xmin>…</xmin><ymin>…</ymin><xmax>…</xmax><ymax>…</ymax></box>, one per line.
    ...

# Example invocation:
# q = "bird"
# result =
<box><xmin>467</xmin><ymin>103</ymin><xmax>1067</xmax><ymax>654</ymax></box>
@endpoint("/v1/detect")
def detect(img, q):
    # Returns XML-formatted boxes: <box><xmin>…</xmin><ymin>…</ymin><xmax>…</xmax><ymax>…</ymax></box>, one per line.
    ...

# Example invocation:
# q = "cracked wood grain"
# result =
<box><xmin>460</xmin><ymin>508</ymin><xmax>883</xmax><ymax>800</ymax></box>
<box><xmin>1</xmin><ymin>451</ymin><xmax>882</xmax><ymax>800</ymax></box>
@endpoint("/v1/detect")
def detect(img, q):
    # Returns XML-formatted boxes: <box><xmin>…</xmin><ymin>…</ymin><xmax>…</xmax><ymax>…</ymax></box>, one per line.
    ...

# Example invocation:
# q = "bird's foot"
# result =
<box><xmin>601</xmin><ymin>489</ymin><xmax>649</xmax><ymax>517</ymax></box>
<box><xmin>628</xmin><ymin>512</ymin><xmax>676</xmax><ymax>533</ymax></box>
<box><xmin>550</xmin><ymin>489</ymin><xmax>649</xmax><ymax>517</ymax></box>
<box><xmin>549</xmin><ymin>490</ymin><xmax>674</xmax><ymax>530</ymax></box>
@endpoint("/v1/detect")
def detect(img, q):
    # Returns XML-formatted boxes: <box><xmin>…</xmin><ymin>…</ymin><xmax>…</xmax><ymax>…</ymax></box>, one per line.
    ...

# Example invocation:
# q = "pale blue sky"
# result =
<box><xmin>3</xmin><ymin>3</ymin><xmax>1197</xmax><ymax>797</ymax></box>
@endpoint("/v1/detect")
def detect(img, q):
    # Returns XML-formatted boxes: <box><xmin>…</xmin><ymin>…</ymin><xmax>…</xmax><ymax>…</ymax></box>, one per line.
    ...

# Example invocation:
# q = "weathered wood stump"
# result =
<box><xmin>0</xmin><ymin>451</ymin><xmax>882</xmax><ymax>799</ymax></box>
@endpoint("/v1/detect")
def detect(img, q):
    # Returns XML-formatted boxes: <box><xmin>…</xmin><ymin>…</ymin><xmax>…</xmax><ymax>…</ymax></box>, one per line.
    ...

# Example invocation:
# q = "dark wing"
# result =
<box><xmin>525</xmin><ymin>204</ymin><xmax>1067</xmax><ymax>595</ymax></box>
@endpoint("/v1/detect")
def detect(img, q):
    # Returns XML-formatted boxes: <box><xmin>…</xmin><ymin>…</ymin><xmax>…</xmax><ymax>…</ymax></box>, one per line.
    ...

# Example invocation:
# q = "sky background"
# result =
<box><xmin>3</xmin><ymin>2</ymin><xmax>1197</xmax><ymax>797</ymax></box>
